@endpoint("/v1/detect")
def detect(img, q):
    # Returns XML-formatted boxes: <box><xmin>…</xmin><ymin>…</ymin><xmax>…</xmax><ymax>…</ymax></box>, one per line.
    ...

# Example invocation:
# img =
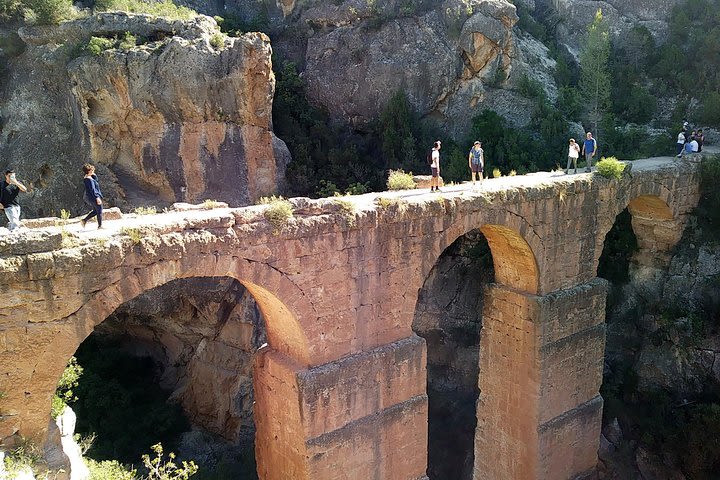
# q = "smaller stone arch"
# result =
<box><xmin>479</xmin><ymin>224</ymin><xmax>539</xmax><ymax>295</ymax></box>
<box><xmin>599</xmin><ymin>194</ymin><xmax>684</xmax><ymax>271</ymax></box>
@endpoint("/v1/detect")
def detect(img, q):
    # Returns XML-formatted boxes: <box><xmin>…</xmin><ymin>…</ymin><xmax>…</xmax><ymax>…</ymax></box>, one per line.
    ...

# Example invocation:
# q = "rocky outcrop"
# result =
<box><xmin>0</xmin><ymin>13</ymin><xmax>288</xmax><ymax>218</ymax></box>
<box><xmin>95</xmin><ymin>277</ymin><xmax>266</xmax><ymax>445</ymax></box>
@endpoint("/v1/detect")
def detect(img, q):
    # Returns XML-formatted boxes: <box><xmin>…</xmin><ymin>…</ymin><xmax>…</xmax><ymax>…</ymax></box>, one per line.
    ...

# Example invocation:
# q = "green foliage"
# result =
<box><xmin>345</xmin><ymin>182</ymin><xmax>369</xmax><ymax>195</ymax></box>
<box><xmin>579</xmin><ymin>9</ymin><xmax>611</xmax><ymax>133</ymax></box>
<box><xmin>87</xmin><ymin>458</ymin><xmax>137</xmax><ymax>480</ymax></box>
<box><xmin>121</xmin><ymin>227</ymin><xmax>143</xmax><ymax>244</ymax></box>
<box><xmin>698</xmin><ymin>91</ymin><xmax>720</xmax><ymax>127</ymax></box>
<box><xmin>386</xmin><ymin>169</ymin><xmax>415</xmax><ymax>191</ymax></box>
<box><xmin>315</xmin><ymin>179</ymin><xmax>340</xmax><ymax>198</ymax></box>
<box><xmin>695</xmin><ymin>155</ymin><xmax>720</xmax><ymax>234</ymax></box>
<box><xmin>213</xmin><ymin>9</ymin><xmax>269</xmax><ymax>36</ymax></box>
<box><xmin>260</xmin><ymin>196</ymin><xmax>293</xmax><ymax>234</ymax></box>
<box><xmin>209</xmin><ymin>32</ymin><xmax>224</xmax><ymax>50</ymax></box>
<box><xmin>595</xmin><ymin>156</ymin><xmax>626</xmax><ymax>179</ymax></box>
<box><xmin>22</xmin><ymin>0</ymin><xmax>72</xmax><ymax>24</ymax></box>
<box><xmin>118</xmin><ymin>31</ymin><xmax>136</xmax><ymax>50</ymax></box>
<box><xmin>133</xmin><ymin>205</ymin><xmax>157</xmax><ymax>215</ymax></box>
<box><xmin>597</xmin><ymin>208</ymin><xmax>638</xmax><ymax>284</ymax></box>
<box><xmin>51</xmin><ymin>356</ymin><xmax>83</xmax><ymax>418</ymax></box>
<box><xmin>94</xmin><ymin>0</ymin><xmax>196</xmax><ymax>19</ymax></box>
<box><xmin>3</xmin><ymin>440</ymin><xmax>42</xmax><ymax>475</ymax></box>
<box><xmin>72</xmin><ymin>338</ymin><xmax>191</xmax><ymax>464</ymax></box>
<box><xmin>492</xmin><ymin>168</ymin><xmax>501</xmax><ymax>178</ymax></box>
<box><xmin>516</xmin><ymin>74</ymin><xmax>545</xmax><ymax>100</ymax></box>
<box><xmin>86</xmin><ymin>36</ymin><xmax>115</xmax><ymax>56</ymax></box>
<box><xmin>379</xmin><ymin>91</ymin><xmax>419</xmax><ymax>171</ymax></box>
<box><xmin>143</xmin><ymin>443</ymin><xmax>198</xmax><ymax>480</ymax></box>
<box><xmin>556</xmin><ymin>86</ymin><xmax>582</xmax><ymax>121</ymax></box>
<box><xmin>201</xmin><ymin>199</ymin><xmax>220</xmax><ymax>210</ymax></box>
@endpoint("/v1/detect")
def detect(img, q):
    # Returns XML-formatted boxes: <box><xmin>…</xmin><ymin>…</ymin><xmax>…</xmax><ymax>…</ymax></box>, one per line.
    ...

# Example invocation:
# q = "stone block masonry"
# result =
<box><xmin>0</xmin><ymin>154</ymin><xmax>711</xmax><ymax>479</ymax></box>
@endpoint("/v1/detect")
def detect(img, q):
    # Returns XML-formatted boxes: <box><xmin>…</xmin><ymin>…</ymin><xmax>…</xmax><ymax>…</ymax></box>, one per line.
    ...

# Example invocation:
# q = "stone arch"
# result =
<box><xmin>22</xmin><ymin>254</ymin><xmax>312</xmax><ymax>462</ymax></box>
<box><xmin>422</xmin><ymin>216</ymin><xmax>541</xmax><ymax>295</ymax></box>
<box><xmin>598</xmin><ymin>194</ymin><xmax>683</xmax><ymax>270</ymax></box>
<box><xmin>412</xmin><ymin>219</ymin><xmax>540</xmax><ymax>479</ymax></box>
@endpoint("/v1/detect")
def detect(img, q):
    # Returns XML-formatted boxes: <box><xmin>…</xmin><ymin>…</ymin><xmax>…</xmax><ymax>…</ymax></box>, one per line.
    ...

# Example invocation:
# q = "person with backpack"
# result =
<box><xmin>81</xmin><ymin>163</ymin><xmax>104</xmax><ymax>229</ymax></box>
<box><xmin>468</xmin><ymin>141</ymin><xmax>484</xmax><ymax>186</ymax></box>
<box><xmin>581</xmin><ymin>132</ymin><xmax>597</xmax><ymax>172</ymax></box>
<box><xmin>429</xmin><ymin>140</ymin><xmax>441</xmax><ymax>192</ymax></box>
<box><xmin>0</xmin><ymin>169</ymin><xmax>28</xmax><ymax>232</ymax></box>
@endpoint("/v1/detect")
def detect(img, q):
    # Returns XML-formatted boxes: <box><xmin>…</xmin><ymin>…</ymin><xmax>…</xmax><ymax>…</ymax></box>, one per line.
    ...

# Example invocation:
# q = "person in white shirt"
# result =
<box><xmin>676</xmin><ymin>130</ymin><xmax>686</xmax><ymax>157</ymax></box>
<box><xmin>690</xmin><ymin>139</ymin><xmax>699</xmax><ymax>152</ymax></box>
<box><xmin>430</xmin><ymin>140</ymin><xmax>441</xmax><ymax>192</ymax></box>
<box><xmin>566</xmin><ymin>138</ymin><xmax>581</xmax><ymax>174</ymax></box>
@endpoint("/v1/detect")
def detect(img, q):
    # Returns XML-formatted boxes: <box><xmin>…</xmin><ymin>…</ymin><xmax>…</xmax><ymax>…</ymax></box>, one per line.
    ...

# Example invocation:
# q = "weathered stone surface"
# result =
<box><xmin>0</xmin><ymin>13</ymin><xmax>286</xmax><ymax>218</ymax></box>
<box><xmin>0</xmin><ymin>155</ymin><xmax>708</xmax><ymax>479</ymax></box>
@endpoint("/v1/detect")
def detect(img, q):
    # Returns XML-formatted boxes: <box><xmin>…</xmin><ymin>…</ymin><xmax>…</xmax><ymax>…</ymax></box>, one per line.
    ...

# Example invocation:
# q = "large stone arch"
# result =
<box><xmin>412</xmin><ymin>214</ymin><xmax>542</xmax><ymax>480</ymax></box>
<box><xmin>20</xmin><ymin>254</ymin><xmax>313</xmax><ymax>480</ymax></box>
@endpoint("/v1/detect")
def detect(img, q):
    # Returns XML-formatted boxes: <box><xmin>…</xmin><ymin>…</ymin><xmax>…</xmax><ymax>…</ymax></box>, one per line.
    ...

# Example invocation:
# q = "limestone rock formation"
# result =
<box><xmin>0</xmin><ymin>13</ymin><xmax>288</xmax><ymax>218</ymax></box>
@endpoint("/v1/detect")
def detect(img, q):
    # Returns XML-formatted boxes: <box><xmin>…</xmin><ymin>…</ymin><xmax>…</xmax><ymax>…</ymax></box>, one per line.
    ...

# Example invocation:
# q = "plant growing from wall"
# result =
<box><xmin>386</xmin><ymin>169</ymin><xmax>415</xmax><ymax>191</ymax></box>
<box><xmin>260</xmin><ymin>196</ymin><xmax>294</xmax><ymax>235</ymax></box>
<box><xmin>595</xmin><ymin>156</ymin><xmax>626</xmax><ymax>179</ymax></box>
<box><xmin>51</xmin><ymin>356</ymin><xmax>83</xmax><ymax>418</ymax></box>
<box><xmin>142</xmin><ymin>443</ymin><xmax>198</xmax><ymax>480</ymax></box>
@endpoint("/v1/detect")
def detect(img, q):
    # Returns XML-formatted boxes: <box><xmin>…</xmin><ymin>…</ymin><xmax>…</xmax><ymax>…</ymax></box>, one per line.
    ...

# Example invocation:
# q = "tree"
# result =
<box><xmin>579</xmin><ymin>9</ymin><xmax>611</xmax><ymax>136</ymax></box>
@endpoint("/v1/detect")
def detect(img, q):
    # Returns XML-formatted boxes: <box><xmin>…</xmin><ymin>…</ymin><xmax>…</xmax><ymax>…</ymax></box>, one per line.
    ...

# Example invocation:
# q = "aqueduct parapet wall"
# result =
<box><xmin>0</xmin><ymin>155</ymin><xmax>705</xmax><ymax>479</ymax></box>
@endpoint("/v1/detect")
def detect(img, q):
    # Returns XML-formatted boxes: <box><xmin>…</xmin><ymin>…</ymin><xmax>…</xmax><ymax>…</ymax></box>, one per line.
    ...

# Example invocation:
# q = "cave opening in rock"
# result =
<box><xmin>412</xmin><ymin>229</ymin><xmax>494</xmax><ymax>480</ymax></box>
<box><xmin>62</xmin><ymin>276</ymin><xmax>266</xmax><ymax>479</ymax></box>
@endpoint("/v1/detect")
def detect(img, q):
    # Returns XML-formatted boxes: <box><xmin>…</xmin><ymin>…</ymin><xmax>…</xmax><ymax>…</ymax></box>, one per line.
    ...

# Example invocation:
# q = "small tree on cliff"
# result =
<box><xmin>579</xmin><ymin>9</ymin><xmax>611</xmax><ymax>136</ymax></box>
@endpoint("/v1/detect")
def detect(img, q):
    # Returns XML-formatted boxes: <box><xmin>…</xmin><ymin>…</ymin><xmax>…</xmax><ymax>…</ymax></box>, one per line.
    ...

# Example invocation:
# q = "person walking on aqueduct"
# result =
<box><xmin>581</xmin><ymin>132</ymin><xmax>597</xmax><ymax>172</ymax></box>
<box><xmin>430</xmin><ymin>140</ymin><xmax>442</xmax><ymax>192</ymax></box>
<box><xmin>0</xmin><ymin>169</ymin><xmax>28</xmax><ymax>232</ymax></box>
<box><xmin>566</xmin><ymin>138</ymin><xmax>581</xmax><ymax>174</ymax></box>
<box><xmin>81</xmin><ymin>164</ymin><xmax>104</xmax><ymax>229</ymax></box>
<box><xmin>468</xmin><ymin>140</ymin><xmax>484</xmax><ymax>186</ymax></box>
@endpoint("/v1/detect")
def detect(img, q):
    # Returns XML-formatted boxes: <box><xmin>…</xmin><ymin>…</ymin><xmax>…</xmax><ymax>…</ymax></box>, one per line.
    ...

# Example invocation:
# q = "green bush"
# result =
<box><xmin>259</xmin><ymin>196</ymin><xmax>293</xmax><ymax>234</ymax></box>
<box><xmin>94</xmin><ymin>0</ymin><xmax>196</xmax><ymax>19</ymax></box>
<box><xmin>87</xmin><ymin>459</ymin><xmax>136</xmax><ymax>480</ymax></box>
<box><xmin>386</xmin><ymin>169</ymin><xmax>415</xmax><ymax>190</ymax></box>
<box><xmin>24</xmin><ymin>0</ymin><xmax>72</xmax><ymax>24</ymax></box>
<box><xmin>595</xmin><ymin>156</ymin><xmax>626</xmax><ymax>179</ymax></box>
<box><xmin>696</xmin><ymin>154</ymin><xmax>720</xmax><ymax>234</ymax></box>
<box><xmin>86</xmin><ymin>36</ymin><xmax>115</xmax><ymax>56</ymax></box>
<box><xmin>118</xmin><ymin>31</ymin><xmax>136</xmax><ymax>50</ymax></box>
<box><xmin>51</xmin><ymin>356</ymin><xmax>83</xmax><ymax>418</ymax></box>
<box><xmin>143</xmin><ymin>443</ymin><xmax>198</xmax><ymax>480</ymax></box>
<box><xmin>209</xmin><ymin>32</ymin><xmax>224</xmax><ymax>50</ymax></box>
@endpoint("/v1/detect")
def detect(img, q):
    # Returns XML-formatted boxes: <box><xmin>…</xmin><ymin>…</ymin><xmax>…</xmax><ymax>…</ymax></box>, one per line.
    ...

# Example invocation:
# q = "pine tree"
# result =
<box><xmin>579</xmin><ymin>9</ymin><xmax>611</xmax><ymax>136</ymax></box>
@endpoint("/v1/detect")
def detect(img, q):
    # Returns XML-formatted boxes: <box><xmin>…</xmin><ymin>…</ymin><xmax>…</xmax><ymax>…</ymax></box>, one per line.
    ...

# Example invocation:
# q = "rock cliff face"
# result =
<box><xmin>279</xmin><ymin>0</ymin><xmax>556</xmax><ymax>137</ymax></box>
<box><xmin>0</xmin><ymin>13</ymin><xmax>288</xmax><ymax>217</ymax></box>
<box><xmin>95</xmin><ymin>277</ymin><xmax>266</xmax><ymax>445</ymax></box>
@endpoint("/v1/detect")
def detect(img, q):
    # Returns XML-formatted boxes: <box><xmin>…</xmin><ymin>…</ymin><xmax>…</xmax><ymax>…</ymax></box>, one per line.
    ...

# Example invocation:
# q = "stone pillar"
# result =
<box><xmin>254</xmin><ymin>336</ymin><xmax>429</xmax><ymax>480</ymax></box>
<box><xmin>474</xmin><ymin>279</ymin><xmax>607</xmax><ymax>480</ymax></box>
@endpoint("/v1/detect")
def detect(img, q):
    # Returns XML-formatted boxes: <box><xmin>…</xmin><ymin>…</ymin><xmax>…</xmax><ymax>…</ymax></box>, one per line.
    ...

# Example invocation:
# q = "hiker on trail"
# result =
<box><xmin>697</xmin><ymin>129</ymin><xmax>705</xmax><ymax>152</ymax></box>
<box><xmin>676</xmin><ymin>129</ymin><xmax>686</xmax><ymax>157</ymax></box>
<box><xmin>0</xmin><ymin>169</ymin><xmax>28</xmax><ymax>232</ymax></box>
<box><xmin>468</xmin><ymin>141</ymin><xmax>484</xmax><ymax>186</ymax></box>
<box><xmin>566</xmin><ymin>138</ymin><xmax>581</xmax><ymax>174</ymax></box>
<box><xmin>581</xmin><ymin>132</ymin><xmax>597</xmax><ymax>172</ymax></box>
<box><xmin>81</xmin><ymin>164</ymin><xmax>104</xmax><ymax>229</ymax></box>
<box><xmin>430</xmin><ymin>140</ymin><xmax>441</xmax><ymax>192</ymax></box>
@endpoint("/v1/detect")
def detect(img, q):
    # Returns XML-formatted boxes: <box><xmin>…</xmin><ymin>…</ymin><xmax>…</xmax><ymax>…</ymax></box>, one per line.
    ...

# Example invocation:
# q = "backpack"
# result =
<box><xmin>427</xmin><ymin>149</ymin><xmax>433</xmax><ymax>166</ymax></box>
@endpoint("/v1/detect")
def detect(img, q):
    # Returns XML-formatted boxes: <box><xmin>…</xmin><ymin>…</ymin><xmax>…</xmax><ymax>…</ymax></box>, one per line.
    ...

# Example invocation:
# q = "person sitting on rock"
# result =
<box><xmin>0</xmin><ymin>169</ymin><xmax>28</xmax><ymax>232</ymax></box>
<box><xmin>697</xmin><ymin>129</ymin><xmax>705</xmax><ymax>152</ymax></box>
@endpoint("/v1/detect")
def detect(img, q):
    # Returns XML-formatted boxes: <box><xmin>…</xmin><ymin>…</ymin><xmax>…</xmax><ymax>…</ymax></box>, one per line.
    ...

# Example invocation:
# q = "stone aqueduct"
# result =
<box><xmin>0</xmin><ymin>158</ymin><xmax>703</xmax><ymax>479</ymax></box>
